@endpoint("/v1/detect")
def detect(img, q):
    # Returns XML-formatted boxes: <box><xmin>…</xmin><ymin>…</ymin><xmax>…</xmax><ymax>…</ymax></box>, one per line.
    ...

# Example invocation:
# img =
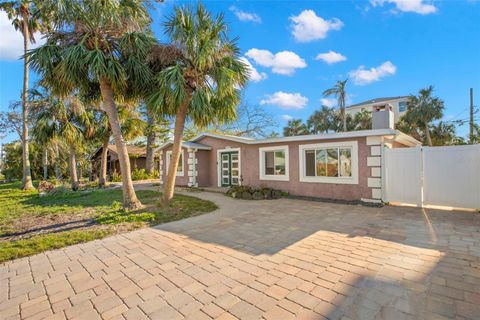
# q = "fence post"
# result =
<box><xmin>417</xmin><ymin>146</ymin><xmax>424</xmax><ymax>207</ymax></box>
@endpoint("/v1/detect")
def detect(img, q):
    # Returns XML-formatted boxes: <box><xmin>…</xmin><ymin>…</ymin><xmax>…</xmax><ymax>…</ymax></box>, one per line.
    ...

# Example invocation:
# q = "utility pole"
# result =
<box><xmin>470</xmin><ymin>88</ymin><xmax>474</xmax><ymax>144</ymax></box>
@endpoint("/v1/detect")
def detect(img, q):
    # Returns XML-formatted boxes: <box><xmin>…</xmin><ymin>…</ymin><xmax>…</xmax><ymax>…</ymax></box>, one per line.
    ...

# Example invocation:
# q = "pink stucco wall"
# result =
<box><xmin>195</xmin><ymin>136</ymin><xmax>372</xmax><ymax>201</ymax></box>
<box><xmin>196</xmin><ymin>150</ymin><xmax>211</xmax><ymax>187</ymax></box>
<box><xmin>160</xmin><ymin>147</ymin><xmax>189</xmax><ymax>186</ymax></box>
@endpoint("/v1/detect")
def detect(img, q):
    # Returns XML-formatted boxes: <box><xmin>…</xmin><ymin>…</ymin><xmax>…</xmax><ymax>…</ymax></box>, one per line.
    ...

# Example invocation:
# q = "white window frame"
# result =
<box><xmin>166</xmin><ymin>149</ymin><xmax>184</xmax><ymax>177</ymax></box>
<box><xmin>299</xmin><ymin>141</ymin><xmax>358</xmax><ymax>184</ymax></box>
<box><xmin>216</xmin><ymin>148</ymin><xmax>241</xmax><ymax>187</ymax></box>
<box><xmin>259</xmin><ymin>145</ymin><xmax>289</xmax><ymax>181</ymax></box>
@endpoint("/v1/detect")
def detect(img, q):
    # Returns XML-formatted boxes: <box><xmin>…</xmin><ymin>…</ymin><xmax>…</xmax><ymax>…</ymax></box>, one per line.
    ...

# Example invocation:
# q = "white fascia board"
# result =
<box><xmin>190</xmin><ymin>129</ymin><xmax>398</xmax><ymax>145</ymax></box>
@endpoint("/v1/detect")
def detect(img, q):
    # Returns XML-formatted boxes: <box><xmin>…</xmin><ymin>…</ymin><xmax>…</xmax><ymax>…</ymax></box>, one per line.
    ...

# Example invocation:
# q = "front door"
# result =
<box><xmin>220</xmin><ymin>151</ymin><xmax>240</xmax><ymax>187</ymax></box>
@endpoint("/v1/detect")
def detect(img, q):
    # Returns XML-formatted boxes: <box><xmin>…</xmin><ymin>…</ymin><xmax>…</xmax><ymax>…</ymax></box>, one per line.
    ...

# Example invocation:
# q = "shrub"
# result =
<box><xmin>132</xmin><ymin>168</ymin><xmax>160</xmax><ymax>181</ymax></box>
<box><xmin>132</xmin><ymin>168</ymin><xmax>149</xmax><ymax>181</ymax></box>
<box><xmin>111</xmin><ymin>171</ymin><xmax>122</xmax><ymax>182</ymax></box>
<box><xmin>38</xmin><ymin>181</ymin><xmax>55</xmax><ymax>194</ymax></box>
<box><xmin>226</xmin><ymin>185</ymin><xmax>283</xmax><ymax>200</ymax></box>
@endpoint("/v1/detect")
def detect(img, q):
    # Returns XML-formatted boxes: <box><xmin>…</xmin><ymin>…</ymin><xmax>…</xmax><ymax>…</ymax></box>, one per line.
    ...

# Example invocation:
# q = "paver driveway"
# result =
<box><xmin>1</xmin><ymin>192</ymin><xmax>480</xmax><ymax>320</ymax></box>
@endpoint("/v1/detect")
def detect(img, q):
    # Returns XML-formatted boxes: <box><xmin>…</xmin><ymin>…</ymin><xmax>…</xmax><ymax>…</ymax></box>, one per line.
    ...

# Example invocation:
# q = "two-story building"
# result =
<box><xmin>345</xmin><ymin>96</ymin><xmax>409</xmax><ymax>123</ymax></box>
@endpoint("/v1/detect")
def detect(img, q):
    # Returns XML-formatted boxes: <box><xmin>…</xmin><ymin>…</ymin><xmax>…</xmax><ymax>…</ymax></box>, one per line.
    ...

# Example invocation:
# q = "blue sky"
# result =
<box><xmin>1</xmin><ymin>0</ymin><xmax>479</xmax><ymax>143</ymax></box>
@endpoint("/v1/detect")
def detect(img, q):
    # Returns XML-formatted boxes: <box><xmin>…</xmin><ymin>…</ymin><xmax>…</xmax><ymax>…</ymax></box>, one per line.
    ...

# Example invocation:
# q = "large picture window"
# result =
<box><xmin>166</xmin><ymin>150</ymin><xmax>184</xmax><ymax>176</ymax></box>
<box><xmin>299</xmin><ymin>141</ymin><xmax>358</xmax><ymax>184</ymax></box>
<box><xmin>259</xmin><ymin>146</ymin><xmax>289</xmax><ymax>181</ymax></box>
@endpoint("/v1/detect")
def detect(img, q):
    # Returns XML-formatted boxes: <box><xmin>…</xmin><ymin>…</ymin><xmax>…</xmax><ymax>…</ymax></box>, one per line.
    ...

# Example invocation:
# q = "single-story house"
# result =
<box><xmin>90</xmin><ymin>145</ymin><xmax>155</xmax><ymax>179</ymax></box>
<box><xmin>157</xmin><ymin>109</ymin><xmax>421</xmax><ymax>203</ymax></box>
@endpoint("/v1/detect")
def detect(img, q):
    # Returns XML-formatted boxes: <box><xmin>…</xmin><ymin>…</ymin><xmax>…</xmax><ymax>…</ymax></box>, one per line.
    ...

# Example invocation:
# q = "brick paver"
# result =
<box><xmin>1</xmin><ymin>191</ymin><xmax>480</xmax><ymax>319</ymax></box>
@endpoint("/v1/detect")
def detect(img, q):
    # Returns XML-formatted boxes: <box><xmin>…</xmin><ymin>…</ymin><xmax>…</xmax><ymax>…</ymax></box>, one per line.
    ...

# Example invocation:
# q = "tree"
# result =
<box><xmin>283</xmin><ymin>119</ymin><xmax>309</xmax><ymax>136</ymax></box>
<box><xmin>323</xmin><ymin>79</ymin><xmax>348</xmax><ymax>132</ymax></box>
<box><xmin>404</xmin><ymin>86</ymin><xmax>444</xmax><ymax>146</ymax></box>
<box><xmin>307</xmin><ymin>106</ymin><xmax>334</xmax><ymax>134</ymax></box>
<box><xmin>0</xmin><ymin>0</ymin><xmax>47</xmax><ymax>190</ymax></box>
<box><xmin>148</xmin><ymin>4</ymin><xmax>248</xmax><ymax>204</ymax></box>
<box><xmin>143</xmin><ymin>107</ymin><xmax>170</xmax><ymax>174</ymax></box>
<box><xmin>30</xmin><ymin>0</ymin><xmax>155</xmax><ymax>209</ymax></box>
<box><xmin>430</xmin><ymin>121</ymin><xmax>465</xmax><ymax>146</ymax></box>
<box><xmin>0</xmin><ymin>101</ymin><xmax>22</xmax><ymax>139</ymax></box>
<box><xmin>352</xmin><ymin>109</ymin><xmax>372</xmax><ymax>130</ymax></box>
<box><xmin>32</xmin><ymin>95</ymin><xmax>92</xmax><ymax>190</ymax></box>
<box><xmin>182</xmin><ymin>102</ymin><xmax>277</xmax><ymax>140</ymax></box>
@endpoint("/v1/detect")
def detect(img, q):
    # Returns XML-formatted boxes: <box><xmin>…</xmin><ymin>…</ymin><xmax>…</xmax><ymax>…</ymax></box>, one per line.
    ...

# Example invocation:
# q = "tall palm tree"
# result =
<box><xmin>30</xmin><ymin>0</ymin><xmax>155</xmax><ymax>209</ymax></box>
<box><xmin>323</xmin><ymin>79</ymin><xmax>348</xmax><ymax>132</ymax></box>
<box><xmin>32</xmin><ymin>95</ymin><xmax>92</xmax><ymax>190</ymax></box>
<box><xmin>0</xmin><ymin>0</ymin><xmax>46</xmax><ymax>190</ymax></box>
<box><xmin>404</xmin><ymin>85</ymin><xmax>444</xmax><ymax>146</ymax></box>
<box><xmin>283</xmin><ymin>119</ymin><xmax>309</xmax><ymax>136</ymax></box>
<box><xmin>148</xmin><ymin>4</ymin><xmax>248</xmax><ymax>204</ymax></box>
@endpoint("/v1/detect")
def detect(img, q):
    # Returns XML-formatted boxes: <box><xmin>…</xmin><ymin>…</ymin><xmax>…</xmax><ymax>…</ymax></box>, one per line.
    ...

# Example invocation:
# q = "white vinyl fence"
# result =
<box><xmin>384</xmin><ymin>144</ymin><xmax>480</xmax><ymax>209</ymax></box>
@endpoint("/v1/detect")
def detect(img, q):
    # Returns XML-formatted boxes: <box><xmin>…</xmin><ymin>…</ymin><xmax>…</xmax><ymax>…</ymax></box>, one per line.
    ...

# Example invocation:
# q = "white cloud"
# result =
<box><xmin>0</xmin><ymin>12</ymin><xmax>44</xmax><ymax>61</ymax></box>
<box><xmin>349</xmin><ymin>61</ymin><xmax>397</xmax><ymax>85</ymax></box>
<box><xmin>290</xmin><ymin>10</ymin><xmax>343</xmax><ymax>42</ymax></box>
<box><xmin>245</xmin><ymin>49</ymin><xmax>307</xmax><ymax>76</ymax></box>
<box><xmin>315</xmin><ymin>51</ymin><xmax>347</xmax><ymax>64</ymax></box>
<box><xmin>320</xmin><ymin>98</ymin><xmax>337</xmax><ymax>108</ymax></box>
<box><xmin>239</xmin><ymin>57</ymin><xmax>267</xmax><ymax>83</ymax></box>
<box><xmin>370</xmin><ymin>0</ymin><xmax>437</xmax><ymax>15</ymax></box>
<box><xmin>229</xmin><ymin>6</ymin><xmax>262</xmax><ymax>23</ymax></box>
<box><xmin>281</xmin><ymin>114</ymin><xmax>294</xmax><ymax>121</ymax></box>
<box><xmin>260</xmin><ymin>92</ymin><xmax>308</xmax><ymax>110</ymax></box>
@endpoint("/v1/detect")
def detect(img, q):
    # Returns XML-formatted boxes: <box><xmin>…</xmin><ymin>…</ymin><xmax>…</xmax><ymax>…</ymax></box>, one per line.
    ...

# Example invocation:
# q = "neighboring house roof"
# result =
<box><xmin>347</xmin><ymin>96</ymin><xmax>409</xmax><ymax>109</ymax></box>
<box><xmin>192</xmin><ymin>130</ymin><xmax>421</xmax><ymax>147</ymax></box>
<box><xmin>156</xmin><ymin>141</ymin><xmax>212</xmax><ymax>152</ymax></box>
<box><xmin>90</xmin><ymin>145</ymin><xmax>147</xmax><ymax>160</ymax></box>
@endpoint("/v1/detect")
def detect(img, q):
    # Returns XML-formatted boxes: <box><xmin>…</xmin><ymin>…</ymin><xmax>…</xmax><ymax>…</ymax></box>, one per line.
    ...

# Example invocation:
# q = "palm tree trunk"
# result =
<box><xmin>69</xmin><ymin>145</ymin><xmax>79</xmax><ymax>191</ymax></box>
<box><xmin>43</xmin><ymin>149</ymin><xmax>48</xmax><ymax>180</ymax></box>
<box><xmin>163</xmin><ymin>92</ymin><xmax>192</xmax><ymax>204</ymax></box>
<box><xmin>341</xmin><ymin>99</ymin><xmax>347</xmax><ymax>132</ymax></box>
<box><xmin>54</xmin><ymin>144</ymin><xmax>62</xmax><ymax>180</ymax></box>
<box><xmin>99</xmin><ymin>77</ymin><xmax>142</xmax><ymax>210</ymax></box>
<box><xmin>99</xmin><ymin>137</ymin><xmax>109</xmax><ymax>188</ymax></box>
<box><xmin>21</xmin><ymin>19</ymin><xmax>34</xmax><ymax>190</ymax></box>
<box><xmin>145</xmin><ymin>108</ymin><xmax>155</xmax><ymax>174</ymax></box>
<box><xmin>425</xmin><ymin>124</ymin><xmax>433</xmax><ymax>147</ymax></box>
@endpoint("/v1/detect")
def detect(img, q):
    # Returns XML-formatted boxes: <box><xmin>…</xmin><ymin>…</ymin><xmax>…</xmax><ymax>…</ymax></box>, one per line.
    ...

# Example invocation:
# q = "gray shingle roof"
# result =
<box><xmin>347</xmin><ymin>96</ymin><xmax>409</xmax><ymax>109</ymax></box>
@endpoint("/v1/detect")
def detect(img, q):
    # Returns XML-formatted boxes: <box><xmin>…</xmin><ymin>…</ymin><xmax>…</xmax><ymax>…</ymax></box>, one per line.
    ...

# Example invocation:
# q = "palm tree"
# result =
<box><xmin>148</xmin><ymin>5</ymin><xmax>248</xmax><ymax>204</ymax></box>
<box><xmin>32</xmin><ymin>95</ymin><xmax>92</xmax><ymax>190</ymax></box>
<box><xmin>30</xmin><ymin>0</ymin><xmax>155</xmax><ymax>209</ymax></box>
<box><xmin>307</xmin><ymin>106</ymin><xmax>334</xmax><ymax>134</ymax></box>
<box><xmin>283</xmin><ymin>119</ymin><xmax>309</xmax><ymax>136</ymax></box>
<box><xmin>0</xmin><ymin>1</ymin><xmax>46</xmax><ymax>190</ymax></box>
<box><xmin>323</xmin><ymin>79</ymin><xmax>348</xmax><ymax>132</ymax></box>
<box><xmin>404</xmin><ymin>86</ymin><xmax>444</xmax><ymax>147</ymax></box>
<box><xmin>352</xmin><ymin>109</ymin><xmax>372</xmax><ymax>130</ymax></box>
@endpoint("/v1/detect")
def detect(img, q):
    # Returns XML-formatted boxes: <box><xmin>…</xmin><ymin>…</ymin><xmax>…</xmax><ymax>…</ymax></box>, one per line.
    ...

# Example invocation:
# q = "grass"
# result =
<box><xmin>0</xmin><ymin>182</ymin><xmax>217</xmax><ymax>263</ymax></box>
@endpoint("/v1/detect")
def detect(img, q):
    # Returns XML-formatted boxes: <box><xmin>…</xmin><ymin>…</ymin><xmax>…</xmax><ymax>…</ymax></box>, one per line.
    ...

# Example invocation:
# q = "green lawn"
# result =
<box><xmin>0</xmin><ymin>182</ymin><xmax>217</xmax><ymax>263</ymax></box>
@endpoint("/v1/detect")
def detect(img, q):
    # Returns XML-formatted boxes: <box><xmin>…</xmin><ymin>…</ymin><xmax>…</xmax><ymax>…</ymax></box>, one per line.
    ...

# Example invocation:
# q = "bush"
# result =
<box><xmin>111</xmin><ymin>171</ymin><xmax>122</xmax><ymax>182</ymax></box>
<box><xmin>132</xmin><ymin>168</ymin><xmax>160</xmax><ymax>181</ymax></box>
<box><xmin>132</xmin><ymin>168</ymin><xmax>149</xmax><ymax>181</ymax></box>
<box><xmin>226</xmin><ymin>185</ymin><xmax>283</xmax><ymax>200</ymax></box>
<box><xmin>38</xmin><ymin>181</ymin><xmax>55</xmax><ymax>194</ymax></box>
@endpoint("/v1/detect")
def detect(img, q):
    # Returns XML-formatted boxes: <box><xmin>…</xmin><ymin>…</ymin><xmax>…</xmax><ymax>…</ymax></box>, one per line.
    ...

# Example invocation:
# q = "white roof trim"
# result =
<box><xmin>192</xmin><ymin>129</ymin><xmax>419</xmax><ymax>145</ymax></box>
<box><xmin>155</xmin><ymin>141</ymin><xmax>212</xmax><ymax>152</ymax></box>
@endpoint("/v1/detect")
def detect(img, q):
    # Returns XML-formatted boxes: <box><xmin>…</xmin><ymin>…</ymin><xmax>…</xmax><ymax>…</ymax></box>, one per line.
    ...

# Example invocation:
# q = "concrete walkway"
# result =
<box><xmin>1</xmin><ymin>191</ymin><xmax>479</xmax><ymax>319</ymax></box>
